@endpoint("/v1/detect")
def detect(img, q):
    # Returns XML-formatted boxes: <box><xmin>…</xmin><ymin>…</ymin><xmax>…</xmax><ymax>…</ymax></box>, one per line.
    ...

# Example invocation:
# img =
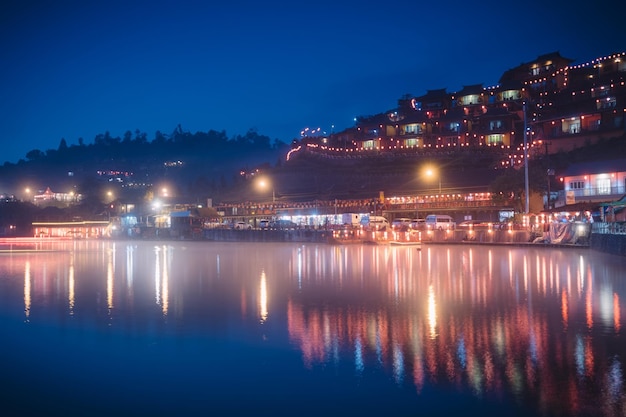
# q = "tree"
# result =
<box><xmin>58</xmin><ymin>138</ymin><xmax>68</xmax><ymax>151</ymax></box>
<box><xmin>98</xmin><ymin>131</ymin><xmax>120</xmax><ymax>146</ymax></box>
<box><xmin>134</xmin><ymin>129</ymin><xmax>148</xmax><ymax>144</ymax></box>
<box><xmin>489</xmin><ymin>163</ymin><xmax>548</xmax><ymax>213</ymax></box>
<box><xmin>26</xmin><ymin>149</ymin><xmax>44</xmax><ymax>161</ymax></box>
<box><xmin>94</xmin><ymin>133</ymin><xmax>105</xmax><ymax>146</ymax></box>
<box><xmin>153</xmin><ymin>130</ymin><xmax>168</xmax><ymax>145</ymax></box>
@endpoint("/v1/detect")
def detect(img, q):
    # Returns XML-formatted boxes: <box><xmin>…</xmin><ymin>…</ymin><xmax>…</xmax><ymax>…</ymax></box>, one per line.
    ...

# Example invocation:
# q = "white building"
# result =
<box><xmin>556</xmin><ymin>159</ymin><xmax>626</xmax><ymax>207</ymax></box>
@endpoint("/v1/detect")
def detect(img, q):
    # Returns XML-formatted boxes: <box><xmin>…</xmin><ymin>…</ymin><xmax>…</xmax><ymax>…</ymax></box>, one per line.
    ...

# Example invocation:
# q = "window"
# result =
<box><xmin>403</xmin><ymin>124</ymin><xmax>421</xmax><ymax>134</ymax></box>
<box><xmin>597</xmin><ymin>97</ymin><xmax>616</xmax><ymax>109</ymax></box>
<box><xmin>404</xmin><ymin>138</ymin><xmax>419</xmax><ymax>147</ymax></box>
<box><xmin>448</xmin><ymin>122</ymin><xmax>459</xmax><ymax>132</ymax></box>
<box><xmin>459</xmin><ymin>94</ymin><xmax>480</xmax><ymax>105</ymax></box>
<box><xmin>597</xmin><ymin>178</ymin><xmax>611</xmax><ymax>195</ymax></box>
<box><xmin>569</xmin><ymin>181</ymin><xmax>585</xmax><ymax>190</ymax></box>
<box><xmin>485</xmin><ymin>134</ymin><xmax>503</xmax><ymax>145</ymax></box>
<box><xmin>363</xmin><ymin>140</ymin><xmax>375</xmax><ymax>150</ymax></box>
<box><xmin>562</xmin><ymin>118</ymin><xmax>581</xmax><ymax>134</ymax></box>
<box><xmin>489</xmin><ymin>120</ymin><xmax>502</xmax><ymax>130</ymax></box>
<box><xmin>500</xmin><ymin>90</ymin><xmax>520</xmax><ymax>101</ymax></box>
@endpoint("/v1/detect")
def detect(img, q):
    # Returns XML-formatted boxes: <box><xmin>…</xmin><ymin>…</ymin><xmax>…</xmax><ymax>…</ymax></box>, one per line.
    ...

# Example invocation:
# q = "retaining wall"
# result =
<box><xmin>590</xmin><ymin>233</ymin><xmax>626</xmax><ymax>257</ymax></box>
<box><xmin>203</xmin><ymin>228</ymin><xmax>332</xmax><ymax>243</ymax></box>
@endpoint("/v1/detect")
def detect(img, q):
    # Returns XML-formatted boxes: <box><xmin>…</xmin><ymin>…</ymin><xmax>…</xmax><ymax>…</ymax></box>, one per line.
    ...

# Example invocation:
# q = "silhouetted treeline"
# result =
<box><xmin>13</xmin><ymin>125</ymin><xmax>286</xmax><ymax>165</ymax></box>
<box><xmin>0</xmin><ymin>126</ymin><xmax>290</xmax><ymax>202</ymax></box>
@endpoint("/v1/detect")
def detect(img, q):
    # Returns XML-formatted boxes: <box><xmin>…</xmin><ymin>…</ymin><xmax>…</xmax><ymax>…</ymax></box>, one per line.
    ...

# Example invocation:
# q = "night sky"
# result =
<box><xmin>1</xmin><ymin>0</ymin><xmax>624</xmax><ymax>164</ymax></box>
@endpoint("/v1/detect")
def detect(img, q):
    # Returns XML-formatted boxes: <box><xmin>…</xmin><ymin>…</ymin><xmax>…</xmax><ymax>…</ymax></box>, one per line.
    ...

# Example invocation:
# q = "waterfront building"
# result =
<box><xmin>556</xmin><ymin>158</ymin><xmax>626</xmax><ymax>207</ymax></box>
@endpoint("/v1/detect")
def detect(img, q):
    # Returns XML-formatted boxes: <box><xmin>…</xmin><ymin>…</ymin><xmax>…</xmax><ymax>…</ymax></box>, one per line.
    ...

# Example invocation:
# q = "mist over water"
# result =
<box><xmin>1</xmin><ymin>240</ymin><xmax>625</xmax><ymax>416</ymax></box>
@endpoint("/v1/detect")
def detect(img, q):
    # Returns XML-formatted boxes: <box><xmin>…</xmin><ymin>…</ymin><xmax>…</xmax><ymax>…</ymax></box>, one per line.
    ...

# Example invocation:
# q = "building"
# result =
<box><xmin>291</xmin><ymin>51</ymin><xmax>625</xmax><ymax>161</ymax></box>
<box><xmin>556</xmin><ymin>158</ymin><xmax>626</xmax><ymax>208</ymax></box>
<box><xmin>32</xmin><ymin>187</ymin><xmax>81</xmax><ymax>206</ymax></box>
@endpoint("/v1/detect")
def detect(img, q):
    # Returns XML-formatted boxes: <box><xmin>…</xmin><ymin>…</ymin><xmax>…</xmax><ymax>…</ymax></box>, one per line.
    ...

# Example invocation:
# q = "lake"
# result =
<box><xmin>1</xmin><ymin>240</ymin><xmax>625</xmax><ymax>416</ymax></box>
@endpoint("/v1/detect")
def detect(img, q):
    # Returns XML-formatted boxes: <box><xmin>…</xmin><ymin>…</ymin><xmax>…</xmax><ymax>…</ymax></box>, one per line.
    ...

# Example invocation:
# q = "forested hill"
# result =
<box><xmin>0</xmin><ymin>127</ymin><xmax>289</xmax><ymax>199</ymax></box>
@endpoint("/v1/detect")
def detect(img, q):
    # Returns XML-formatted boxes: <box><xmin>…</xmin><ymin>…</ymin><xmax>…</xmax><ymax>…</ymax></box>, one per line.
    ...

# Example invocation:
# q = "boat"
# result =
<box><xmin>389</xmin><ymin>240</ymin><xmax>422</xmax><ymax>248</ymax></box>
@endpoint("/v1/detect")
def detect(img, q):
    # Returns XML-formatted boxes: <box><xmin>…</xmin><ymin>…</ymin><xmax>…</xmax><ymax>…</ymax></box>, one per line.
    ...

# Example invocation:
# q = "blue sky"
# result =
<box><xmin>1</xmin><ymin>0</ymin><xmax>624</xmax><ymax>164</ymax></box>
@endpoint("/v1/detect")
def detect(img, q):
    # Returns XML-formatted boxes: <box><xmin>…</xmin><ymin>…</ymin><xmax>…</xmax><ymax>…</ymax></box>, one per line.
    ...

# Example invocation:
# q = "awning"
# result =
<box><xmin>542</xmin><ymin>202</ymin><xmax>603</xmax><ymax>213</ymax></box>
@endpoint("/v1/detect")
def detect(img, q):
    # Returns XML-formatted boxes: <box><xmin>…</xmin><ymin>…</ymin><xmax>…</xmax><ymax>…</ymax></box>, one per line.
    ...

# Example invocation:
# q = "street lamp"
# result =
<box><xmin>257</xmin><ymin>178</ymin><xmax>275</xmax><ymax>203</ymax></box>
<box><xmin>425</xmin><ymin>168</ymin><xmax>442</xmax><ymax>194</ymax></box>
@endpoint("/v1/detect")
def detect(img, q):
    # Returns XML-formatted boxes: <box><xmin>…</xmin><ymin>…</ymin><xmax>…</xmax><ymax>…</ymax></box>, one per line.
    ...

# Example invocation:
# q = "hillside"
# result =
<box><xmin>2</xmin><ymin>129</ymin><xmax>624</xmax><ymax>206</ymax></box>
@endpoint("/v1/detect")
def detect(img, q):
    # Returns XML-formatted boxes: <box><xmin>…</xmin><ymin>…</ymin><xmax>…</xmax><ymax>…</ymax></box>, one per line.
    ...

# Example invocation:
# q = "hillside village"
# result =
<box><xmin>0</xmin><ymin>50</ymin><xmax>625</xmax><ymax>236</ymax></box>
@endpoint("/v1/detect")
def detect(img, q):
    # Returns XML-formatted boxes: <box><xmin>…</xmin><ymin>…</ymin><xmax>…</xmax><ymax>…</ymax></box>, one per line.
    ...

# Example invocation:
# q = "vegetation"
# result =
<box><xmin>488</xmin><ymin>163</ymin><xmax>548</xmax><ymax>213</ymax></box>
<box><xmin>1</xmin><ymin>126</ymin><xmax>289</xmax><ymax>203</ymax></box>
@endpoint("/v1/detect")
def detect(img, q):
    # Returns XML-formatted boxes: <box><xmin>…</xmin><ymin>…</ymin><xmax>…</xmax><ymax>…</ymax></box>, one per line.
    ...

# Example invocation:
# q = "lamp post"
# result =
<box><xmin>523</xmin><ymin>100</ymin><xmax>530</xmax><ymax>214</ymax></box>
<box><xmin>106</xmin><ymin>191</ymin><xmax>115</xmax><ymax>220</ymax></box>
<box><xmin>425</xmin><ymin>168</ymin><xmax>442</xmax><ymax>194</ymax></box>
<box><xmin>257</xmin><ymin>178</ymin><xmax>275</xmax><ymax>203</ymax></box>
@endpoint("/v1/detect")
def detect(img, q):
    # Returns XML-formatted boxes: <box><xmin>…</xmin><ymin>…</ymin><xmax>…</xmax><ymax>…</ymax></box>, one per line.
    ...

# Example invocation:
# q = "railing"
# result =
<box><xmin>216</xmin><ymin>194</ymin><xmax>510</xmax><ymax>218</ymax></box>
<box><xmin>554</xmin><ymin>187</ymin><xmax>625</xmax><ymax>207</ymax></box>
<box><xmin>558</xmin><ymin>186</ymin><xmax>624</xmax><ymax>198</ymax></box>
<box><xmin>592</xmin><ymin>222</ymin><xmax>626</xmax><ymax>235</ymax></box>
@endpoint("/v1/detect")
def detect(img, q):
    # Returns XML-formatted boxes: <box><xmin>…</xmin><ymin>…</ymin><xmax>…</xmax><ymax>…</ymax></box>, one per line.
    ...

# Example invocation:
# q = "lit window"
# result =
<box><xmin>486</xmin><ymin>134</ymin><xmax>503</xmax><ymax>144</ymax></box>
<box><xmin>489</xmin><ymin>120</ymin><xmax>502</xmax><ymax>130</ymax></box>
<box><xmin>597</xmin><ymin>97</ymin><xmax>616</xmax><ymax>110</ymax></box>
<box><xmin>597</xmin><ymin>178</ymin><xmax>611</xmax><ymax>194</ymax></box>
<box><xmin>363</xmin><ymin>140</ymin><xmax>375</xmax><ymax>150</ymax></box>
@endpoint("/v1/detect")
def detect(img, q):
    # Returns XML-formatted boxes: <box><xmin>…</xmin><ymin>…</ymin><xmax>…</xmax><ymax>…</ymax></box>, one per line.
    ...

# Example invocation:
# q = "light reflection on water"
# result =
<box><xmin>1</xmin><ymin>240</ymin><xmax>625</xmax><ymax>416</ymax></box>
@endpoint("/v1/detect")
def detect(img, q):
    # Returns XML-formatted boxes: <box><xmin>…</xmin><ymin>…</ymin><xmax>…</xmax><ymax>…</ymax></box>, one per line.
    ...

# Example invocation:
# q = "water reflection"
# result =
<box><xmin>2</xmin><ymin>241</ymin><xmax>625</xmax><ymax>416</ymax></box>
<box><xmin>107</xmin><ymin>245</ymin><xmax>114</xmax><ymax>312</ymax></box>
<box><xmin>284</xmin><ymin>244</ymin><xmax>626</xmax><ymax>416</ymax></box>
<box><xmin>153</xmin><ymin>245</ymin><xmax>171</xmax><ymax>316</ymax></box>
<box><xmin>69</xmin><ymin>253</ymin><xmax>75</xmax><ymax>314</ymax></box>
<box><xmin>259</xmin><ymin>270</ymin><xmax>268</xmax><ymax>323</ymax></box>
<box><xmin>23</xmin><ymin>260</ymin><xmax>30</xmax><ymax>319</ymax></box>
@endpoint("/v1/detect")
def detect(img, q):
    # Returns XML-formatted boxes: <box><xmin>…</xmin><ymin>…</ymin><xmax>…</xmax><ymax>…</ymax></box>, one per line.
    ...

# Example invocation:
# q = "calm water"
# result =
<box><xmin>1</xmin><ymin>240</ymin><xmax>625</xmax><ymax>417</ymax></box>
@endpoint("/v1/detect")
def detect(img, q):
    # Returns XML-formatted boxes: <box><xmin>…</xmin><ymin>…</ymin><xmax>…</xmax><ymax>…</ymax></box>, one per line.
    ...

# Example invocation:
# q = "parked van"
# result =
<box><xmin>363</xmin><ymin>215</ymin><xmax>389</xmax><ymax>230</ymax></box>
<box><xmin>410</xmin><ymin>218</ymin><xmax>426</xmax><ymax>230</ymax></box>
<box><xmin>425</xmin><ymin>214</ymin><xmax>456</xmax><ymax>230</ymax></box>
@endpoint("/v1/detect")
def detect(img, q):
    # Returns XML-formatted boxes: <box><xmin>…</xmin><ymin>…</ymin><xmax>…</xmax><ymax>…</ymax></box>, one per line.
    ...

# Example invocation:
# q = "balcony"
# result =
<box><xmin>555</xmin><ymin>185</ymin><xmax>625</xmax><ymax>207</ymax></box>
